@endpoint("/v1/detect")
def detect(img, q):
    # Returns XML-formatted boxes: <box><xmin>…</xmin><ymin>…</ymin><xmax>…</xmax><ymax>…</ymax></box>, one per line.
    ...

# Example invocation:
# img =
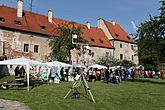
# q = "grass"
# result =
<box><xmin>0</xmin><ymin>76</ymin><xmax>165</xmax><ymax>110</ymax></box>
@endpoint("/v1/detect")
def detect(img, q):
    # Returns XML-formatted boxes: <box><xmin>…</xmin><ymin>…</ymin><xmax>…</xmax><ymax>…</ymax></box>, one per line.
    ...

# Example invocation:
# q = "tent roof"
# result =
<box><xmin>89</xmin><ymin>64</ymin><xmax>107</xmax><ymax>69</ymax></box>
<box><xmin>46</xmin><ymin>61</ymin><xmax>72</xmax><ymax>67</ymax></box>
<box><xmin>109</xmin><ymin>66</ymin><xmax>120</xmax><ymax>69</ymax></box>
<box><xmin>0</xmin><ymin>57</ymin><xmax>43</xmax><ymax>66</ymax></box>
<box><xmin>72</xmin><ymin>64</ymin><xmax>85</xmax><ymax>68</ymax></box>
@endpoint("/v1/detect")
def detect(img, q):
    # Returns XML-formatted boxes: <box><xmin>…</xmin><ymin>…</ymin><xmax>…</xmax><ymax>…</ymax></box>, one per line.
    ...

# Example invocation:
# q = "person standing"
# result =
<box><xmin>60</xmin><ymin>67</ymin><xmax>65</xmax><ymax>81</ymax></box>
<box><xmin>105</xmin><ymin>68</ymin><xmax>110</xmax><ymax>83</ymax></box>
<box><xmin>14</xmin><ymin>65</ymin><xmax>20</xmax><ymax>78</ymax></box>
<box><xmin>96</xmin><ymin>69</ymin><xmax>101</xmax><ymax>81</ymax></box>
<box><xmin>88</xmin><ymin>68</ymin><xmax>93</xmax><ymax>82</ymax></box>
<box><xmin>92</xmin><ymin>69</ymin><xmax>96</xmax><ymax>82</ymax></box>
<box><xmin>19</xmin><ymin>66</ymin><xmax>25</xmax><ymax>78</ymax></box>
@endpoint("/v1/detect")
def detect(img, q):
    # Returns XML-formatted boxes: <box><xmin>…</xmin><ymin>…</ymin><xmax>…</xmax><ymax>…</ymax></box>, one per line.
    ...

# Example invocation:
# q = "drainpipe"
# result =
<box><xmin>112</xmin><ymin>40</ymin><xmax>115</xmax><ymax>58</ymax></box>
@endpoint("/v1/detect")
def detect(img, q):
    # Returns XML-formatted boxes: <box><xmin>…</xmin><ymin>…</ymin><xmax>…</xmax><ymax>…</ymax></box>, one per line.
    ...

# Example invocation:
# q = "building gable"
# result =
<box><xmin>102</xmin><ymin>19</ymin><xmax>136</xmax><ymax>44</ymax></box>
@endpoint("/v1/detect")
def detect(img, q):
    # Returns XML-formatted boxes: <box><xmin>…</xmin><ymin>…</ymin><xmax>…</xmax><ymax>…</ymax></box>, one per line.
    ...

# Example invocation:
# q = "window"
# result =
<box><xmin>132</xmin><ymin>55</ymin><xmax>134</xmax><ymax>61</ymax></box>
<box><xmin>91</xmin><ymin>38</ymin><xmax>95</xmax><ymax>42</ymax></box>
<box><xmin>40</xmin><ymin>25</ymin><xmax>46</xmax><ymax>30</ymax></box>
<box><xmin>91</xmin><ymin>52</ymin><xmax>94</xmax><ymax>57</ymax></box>
<box><xmin>88</xmin><ymin>50</ymin><xmax>92</xmax><ymax>55</ymax></box>
<box><xmin>10</xmin><ymin>65</ymin><xmax>12</xmax><ymax>68</ymax></box>
<box><xmin>120</xmin><ymin>54</ymin><xmax>123</xmax><ymax>60</ymax></box>
<box><xmin>131</xmin><ymin>45</ymin><xmax>134</xmax><ymax>50</ymax></box>
<box><xmin>120</xmin><ymin>44</ymin><xmax>122</xmax><ymax>48</ymax></box>
<box><xmin>34</xmin><ymin>45</ymin><xmax>39</xmax><ymax>53</ymax></box>
<box><xmin>0</xmin><ymin>17</ymin><xmax>5</xmax><ymax>22</ymax></box>
<box><xmin>14</xmin><ymin>20</ymin><xmax>21</xmax><ymax>26</ymax></box>
<box><xmin>88</xmin><ymin>50</ymin><xmax>91</xmax><ymax>54</ymax></box>
<box><xmin>99</xmin><ymin>39</ymin><xmax>103</xmax><ymax>43</ymax></box>
<box><xmin>24</xmin><ymin>44</ymin><xmax>29</xmax><ymax>52</ymax></box>
<box><xmin>106</xmin><ymin>52</ymin><xmax>109</xmax><ymax>56</ymax></box>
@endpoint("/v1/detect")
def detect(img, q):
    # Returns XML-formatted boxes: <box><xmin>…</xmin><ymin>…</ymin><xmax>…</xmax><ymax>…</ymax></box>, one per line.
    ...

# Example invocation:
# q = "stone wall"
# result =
<box><xmin>71</xmin><ymin>46</ymin><xmax>114</xmax><ymax>66</ymax></box>
<box><xmin>111</xmin><ymin>40</ymin><xmax>138</xmax><ymax>65</ymax></box>
<box><xmin>0</xmin><ymin>28</ymin><xmax>51</xmax><ymax>62</ymax></box>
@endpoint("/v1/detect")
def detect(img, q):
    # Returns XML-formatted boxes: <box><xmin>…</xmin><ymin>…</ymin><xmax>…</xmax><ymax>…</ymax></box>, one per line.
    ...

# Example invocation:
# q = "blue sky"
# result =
<box><xmin>0</xmin><ymin>0</ymin><xmax>161</xmax><ymax>35</ymax></box>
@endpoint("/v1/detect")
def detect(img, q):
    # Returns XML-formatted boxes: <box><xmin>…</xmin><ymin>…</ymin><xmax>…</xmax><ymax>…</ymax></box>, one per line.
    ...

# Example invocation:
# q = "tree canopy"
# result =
<box><xmin>49</xmin><ymin>22</ymin><xmax>85</xmax><ymax>63</ymax></box>
<box><xmin>96</xmin><ymin>54</ymin><xmax>135</xmax><ymax>67</ymax></box>
<box><xmin>137</xmin><ymin>0</ymin><xmax>165</xmax><ymax>69</ymax></box>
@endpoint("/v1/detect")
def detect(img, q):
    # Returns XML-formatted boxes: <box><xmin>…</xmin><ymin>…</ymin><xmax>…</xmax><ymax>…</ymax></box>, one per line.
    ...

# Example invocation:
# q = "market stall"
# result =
<box><xmin>0</xmin><ymin>57</ymin><xmax>43</xmax><ymax>91</ymax></box>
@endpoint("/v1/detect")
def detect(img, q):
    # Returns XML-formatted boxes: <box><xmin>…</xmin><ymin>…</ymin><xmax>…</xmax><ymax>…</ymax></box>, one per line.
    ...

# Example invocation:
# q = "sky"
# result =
<box><xmin>0</xmin><ymin>0</ymin><xmax>161</xmax><ymax>35</ymax></box>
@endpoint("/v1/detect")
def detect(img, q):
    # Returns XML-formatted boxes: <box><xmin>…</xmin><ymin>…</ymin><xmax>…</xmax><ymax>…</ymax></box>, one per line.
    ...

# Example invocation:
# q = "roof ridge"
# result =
<box><xmin>0</xmin><ymin>5</ymin><xmax>115</xmax><ymax>48</ymax></box>
<box><xmin>0</xmin><ymin>5</ymin><xmax>101</xmax><ymax>29</ymax></box>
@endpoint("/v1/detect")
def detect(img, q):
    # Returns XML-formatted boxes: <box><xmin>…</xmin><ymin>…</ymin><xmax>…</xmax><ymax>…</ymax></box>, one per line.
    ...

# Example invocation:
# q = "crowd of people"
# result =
<box><xmin>70</xmin><ymin>66</ymin><xmax>130</xmax><ymax>84</ymax></box>
<box><xmin>14</xmin><ymin>65</ymin><xmax>164</xmax><ymax>84</ymax></box>
<box><xmin>70</xmin><ymin>66</ymin><xmax>164</xmax><ymax>84</ymax></box>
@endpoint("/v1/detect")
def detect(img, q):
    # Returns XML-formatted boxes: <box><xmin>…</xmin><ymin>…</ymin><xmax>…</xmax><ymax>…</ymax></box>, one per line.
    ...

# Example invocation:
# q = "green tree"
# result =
<box><xmin>137</xmin><ymin>0</ymin><xmax>165</xmax><ymax>68</ymax></box>
<box><xmin>116</xmin><ymin>60</ymin><xmax>136</xmax><ymax>67</ymax></box>
<box><xmin>96</xmin><ymin>55</ymin><xmax>135</xmax><ymax>67</ymax></box>
<box><xmin>96</xmin><ymin>54</ymin><xmax>117</xmax><ymax>66</ymax></box>
<box><xmin>159</xmin><ymin>0</ymin><xmax>165</xmax><ymax>61</ymax></box>
<box><xmin>49</xmin><ymin>22</ymin><xmax>85</xmax><ymax>63</ymax></box>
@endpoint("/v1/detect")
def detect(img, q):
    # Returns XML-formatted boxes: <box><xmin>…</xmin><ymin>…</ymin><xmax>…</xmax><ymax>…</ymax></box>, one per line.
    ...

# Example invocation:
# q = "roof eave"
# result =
<box><xmin>109</xmin><ymin>39</ymin><xmax>137</xmax><ymax>44</ymax></box>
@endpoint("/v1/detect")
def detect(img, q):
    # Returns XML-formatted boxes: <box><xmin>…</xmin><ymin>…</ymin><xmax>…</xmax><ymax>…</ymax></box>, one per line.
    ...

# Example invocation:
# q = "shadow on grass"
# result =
<box><xmin>126</xmin><ymin>79</ymin><xmax>165</xmax><ymax>85</ymax></box>
<box><xmin>82</xmin><ymin>94</ymin><xmax>95</xmax><ymax>103</ymax></box>
<box><xmin>0</xmin><ymin>87</ymin><xmax>26</xmax><ymax>90</ymax></box>
<box><xmin>30</xmin><ymin>80</ymin><xmax>48</xmax><ymax>90</ymax></box>
<box><xmin>0</xmin><ymin>75</ymin><xmax>5</xmax><ymax>79</ymax></box>
<box><xmin>65</xmin><ymin>88</ymin><xmax>94</xmax><ymax>103</ymax></box>
<box><xmin>0</xmin><ymin>79</ymin><xmax>48</xmax><ymax>91</ymax></box>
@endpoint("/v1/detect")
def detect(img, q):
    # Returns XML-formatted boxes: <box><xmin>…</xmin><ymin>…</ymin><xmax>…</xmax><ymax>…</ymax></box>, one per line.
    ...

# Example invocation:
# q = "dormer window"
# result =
<box><xmin>14</xmin><ymin>20</ymin><xmax>21</xmax><ymax>26</ymax></box>
<box><xmin>91</xmin><ymin>38</ymin><xmax>95</xmax><ymax>42</ymax></box>
<box><xmin>0</xmin><ymin>17</ymin><xmax>5</xmax><ymax>22</ymax></box>
<box><xmin>99</xmin><ymin>39</ymin><xmax>104</xmax><ymax>43</ymax></box>
<box><xmin>40</xmin><ymin>25</ymin><xmax>46</xmax><ymax>30</ymax></box>
<box><xmin>115</xmin><ymin>33</ymin><xmax>119</xmax><ymax>37</ymax></box>
<box><xmin>127</xmin><ymin>36</ymin><xmax>131</xmax><ymax>39</ymax></box>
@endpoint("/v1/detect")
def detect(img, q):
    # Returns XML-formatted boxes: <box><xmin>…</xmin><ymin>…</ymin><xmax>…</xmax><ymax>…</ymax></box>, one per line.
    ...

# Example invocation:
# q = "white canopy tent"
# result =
<box><xmin>109</xmin><ymin>66</ymin><xmax>121</xmax><ymax>72</ymax></box>
<box><xmin>46</xmin><ymin>61</ymin><xmax>72</xmax><ymax>67</ymax></box>
<box><xmin>0</xmin><ymin>57</ymin><xmax>43</xmax><ymax>91</ymax></box>
<box><xmin>109</xmin><ymin>66</ymin><xmax>120</xmax><ymax>69</ymax></box>
<box><xmin>89</xmin><ymin>64</ymin><xmax>107</xmax><ymax>69</ymax></box>
<box><xmin>72</xmin><ymin>64</ymin><xmax>85</xmax><ymax>68</ymax></box>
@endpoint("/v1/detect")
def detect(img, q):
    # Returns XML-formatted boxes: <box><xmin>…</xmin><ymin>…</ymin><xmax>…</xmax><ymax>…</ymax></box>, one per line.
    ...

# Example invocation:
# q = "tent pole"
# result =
<box><xmin>26</xmin><ymin>64</ymin><xmax>30</xmax><ymax>91</ymax></box>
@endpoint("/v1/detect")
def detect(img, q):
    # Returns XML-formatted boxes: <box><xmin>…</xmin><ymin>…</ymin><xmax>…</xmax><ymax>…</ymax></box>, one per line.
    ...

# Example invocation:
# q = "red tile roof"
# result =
<box><xmin>103</xmin><ymin>19</ymin><xmax>136</xmax><ymax>44</ymax></box>
<box><xmin>82</xmin><ymin>26</ymin><xmax>114</xmax><ymax>48</ymax></box>
<box><xmin>0</xmin><ymin>5</ymin><xmax>57</xmax><ymax>36</ymax></box>
<box><xmin>0</xmin><ymin>5</ymin><xmax>114</xmax><ymax>49</ymax></box>
<box><xmin>52</xmin><ymin>19</ymin><xmax>114</xmax><ymax>48</ymax></box>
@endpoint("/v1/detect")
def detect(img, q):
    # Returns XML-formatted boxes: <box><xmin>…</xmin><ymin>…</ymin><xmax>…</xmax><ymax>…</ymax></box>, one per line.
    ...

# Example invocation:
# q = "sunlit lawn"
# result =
<box><xmin>0</xmin><ymin>76</ymin><xmax>165</xmax><ymax>110</ymax></box>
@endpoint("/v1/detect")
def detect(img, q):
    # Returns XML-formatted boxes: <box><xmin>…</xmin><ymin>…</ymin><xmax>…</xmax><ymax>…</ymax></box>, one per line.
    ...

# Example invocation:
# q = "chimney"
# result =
<box><xmin>48</xmin><ymin>9</ymin><xmax>53</xmax><ymax>23</ymax></box>
<box><xmin>97</xmin><ymin>18</ymin><xmax>102</xmax><ymax>28</ymax></box>
<box><xmin>86</xmin><ymin>21</ymin><xmax>90</xmax><ymax>29</ymax></box>
<box><xmin>17</xmin><ymin>0</ymin><xmax>23</xmax><ymax>18</ymax></box>
<box><xmin>112</xmin><ymin>20</ymin><xmax>115</xmax><ymax>26</ymax></box>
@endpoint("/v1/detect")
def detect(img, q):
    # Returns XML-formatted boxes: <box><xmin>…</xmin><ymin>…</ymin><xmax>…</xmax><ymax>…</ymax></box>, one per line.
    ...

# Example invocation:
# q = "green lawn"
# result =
<box><xmin>0</xmin><ymin>76</ymin><xmax>165</xmax><ymax>110</ymax></box>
